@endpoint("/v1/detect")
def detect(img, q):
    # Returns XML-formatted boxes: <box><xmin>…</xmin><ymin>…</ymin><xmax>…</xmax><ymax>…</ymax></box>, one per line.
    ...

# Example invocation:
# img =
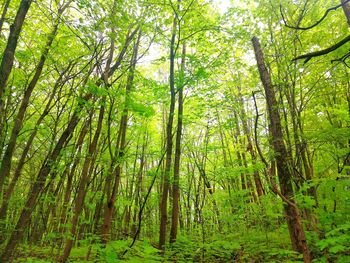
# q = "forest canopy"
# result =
<box><xmin>0</xmin><ymin>0</ymin><xmax>349</xmax><ymax>262</ymax></box>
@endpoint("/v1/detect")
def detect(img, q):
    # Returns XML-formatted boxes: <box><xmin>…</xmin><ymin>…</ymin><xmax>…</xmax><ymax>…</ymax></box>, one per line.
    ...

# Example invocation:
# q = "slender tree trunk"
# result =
<box><xmin>32</xmin><ymin>176</ymin><xmax>64</xmax><ymax>244</ymax></box>
<box><xmin>233</xmin><ymin>109</ymin><xmax>256</xmax><ymax>200</ymax></box>
<box><xmin>237</xmin><ymin>87</ymin><xmax>264</xmax><ymax>196</ymax></box>
<box><xmin>252</xmin><ymin>36</ymin><xmax>311</xmax><ymax>263</ymax></box>
<box><xmin>170</xmin><ymin>43</ymin><xmax>186</xmax><ymax>243</ymax></box>
<box><xmin>197</xmin><ymin>164</ymin><xmax>222</xmax><ymax>232</ymax></box>
<box><xmin>123</xmin><ymin>156</ymin><xmax>137</xmax><ymax>238</ymax></box>
<box><xmin>131</xmin><ymin>131</ymin><xmax>146</xmax><ymax>236</ymax></box>
<box><xmin>0</xmin><ymin>0</ymin><xmax>32</xmax><ymax>126</ymax></box>
<box><xmin>185</xmin><ymin>163</ymin><xmax>193</xmax><ymax>232</ymax></box>
<box><xmin>0</xmin><ymin>0</ymin><xmax>11</xmax><ymax>35</ymax></box>
<box><xmin>159</xmin><ymin>10</ymin><xmax>177</xmax><ymax>249</ymax></box>
<box><xmin>58</xmin><ymin>121</ymin><xmax>89</xmax><ymax>236</ymax></box>
<box><xmin>193</xmin><ymin>125</ymin><xmax>223</xmax><ymax>232</ymax></box>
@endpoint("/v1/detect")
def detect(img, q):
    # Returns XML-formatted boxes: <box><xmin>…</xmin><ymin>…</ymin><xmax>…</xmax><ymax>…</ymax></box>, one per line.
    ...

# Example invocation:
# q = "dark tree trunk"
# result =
<box><xmin>237</xmin><ymin>87</ymin><xmax>264</xmax><ymax>196</ymax></box>
<box><xmin>0</xmin><ymin>0</ymin><xmax>11</xmax><ymax>35</ymax></box>
<box><xmin>159</xmin><ymin>12</ymin><xmax>177</xmax><ymax>249</ymax></box>
<box><xmin>170</xmin><ymin>43</ymin><xmax>186</xmax><ymax>243</ymax></box>
<box><xmin>252</xmin><ymin>36</ymin><xmax>311</xmax><ymax>263</ymax></box>
<box><xmin>59</xmin><ymin>121</ymin><xmax>89</xmax><ymax>238</ymax></box>
<box><xmin>0</xmin><ymin>0</ymin><xmax>32</xmax><ymax>124</ymax></box>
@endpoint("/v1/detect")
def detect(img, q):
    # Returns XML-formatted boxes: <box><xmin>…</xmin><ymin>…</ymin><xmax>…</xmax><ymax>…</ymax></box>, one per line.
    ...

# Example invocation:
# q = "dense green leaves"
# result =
<box><xmin>0</xmin><ymin>0</ymin><xmax>349</xmax><ymax>262</ymax></box>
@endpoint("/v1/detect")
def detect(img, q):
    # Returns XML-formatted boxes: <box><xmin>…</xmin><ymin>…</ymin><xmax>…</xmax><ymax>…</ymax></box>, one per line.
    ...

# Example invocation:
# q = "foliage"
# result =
<box><xmin>0</xmin><ymin>0</ymin><xmax>349</xmax><ymax>262</ymax></box>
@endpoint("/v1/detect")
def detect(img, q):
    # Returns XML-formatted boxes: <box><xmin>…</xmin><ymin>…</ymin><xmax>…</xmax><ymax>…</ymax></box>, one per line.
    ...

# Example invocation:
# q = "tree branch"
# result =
<box><xmin>280</xmin><ymin>0</ymin><xmax>350</xmax><ymax>30</ymax></box>
<box><xmin>331</xmin><ymin>49</ymin><xmax>350</xmax><ymax>67</ymax></box>
<box><xmin>252</xmin><ymin>91</ymin><xmax>269</xmax><ymax>168</ymax></box>
<box><xmin>293</xmin><ymin>34</ymin><xmax>350</xmax><ymax>63</ymax></box>
<box><xmin>269</xmin><ymin>185</ymin><xmax>297</xmax><ymax>209</ymax></box>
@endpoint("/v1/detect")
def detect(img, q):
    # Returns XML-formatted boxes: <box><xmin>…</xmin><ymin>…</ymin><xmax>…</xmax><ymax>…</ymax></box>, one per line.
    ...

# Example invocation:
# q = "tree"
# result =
<box><xmin>252</xmin><ymin>36</ymin><xmax>311</xmax><ymax>263</ymax></box>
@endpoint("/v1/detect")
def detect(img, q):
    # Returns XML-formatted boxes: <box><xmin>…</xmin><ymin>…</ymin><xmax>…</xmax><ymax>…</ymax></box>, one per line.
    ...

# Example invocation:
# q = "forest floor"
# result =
<box><xmin>11</xmin><ymin>227</ymin><xmax>336</xmax><ymax>263</ymax></box>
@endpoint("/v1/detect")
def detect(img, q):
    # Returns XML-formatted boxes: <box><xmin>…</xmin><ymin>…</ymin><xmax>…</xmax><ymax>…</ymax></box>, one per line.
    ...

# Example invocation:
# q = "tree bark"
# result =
<box><xmin>170</xmin><ymin>43</ymin><xmax>186</xmax><ymax>243</ymax></box>
<box><xmin>0</xmin><ymin>0</ymin><xmax>11</xmax><ymax>35</ymax></box>
<box><xmin>58</xmin><ymin>121</ymin><xmax>89</xmax><ymax>238</ymax></box>
<box><xmin>159</xmin><ymin>10</ymin><xmax>177</xmax><ymax>249</ymax></box>
<box><xmin>237</xmin><ymin>87</ymin><xmax>264</xmax><ymax>197</ymax></box>
<box><xmin>0</xmin><ymin>0</ymin><xmax>32</xmax><ymax>125</ymax></box>
<box><xmin>0</xmin><ymin>101</ymin><xmax>84</xmax><ymax>261</ymax></box>
<box><xmin>252</xmin><ymin>36</ymin><xmax>311</xmax><ymax>263</ymax></box>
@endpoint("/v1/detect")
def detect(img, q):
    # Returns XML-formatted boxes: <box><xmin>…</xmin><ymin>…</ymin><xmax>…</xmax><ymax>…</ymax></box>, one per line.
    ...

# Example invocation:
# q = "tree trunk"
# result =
<box><xmin>233</xmin><ymin>109</ymin><xmax>256</xmax><ymax>200</ymax></box>
<box><xmin>0</xmin><ymin>0</ymin><xmax>32</xmax><ymax>125</ymax></box>
<box><xmin>159</xmin><ymin>10</ymin><xmax>177</xmax><ymax>249</ymax></box>
<box><xmin>0</xmin><ymin>0</ymin><xmax>11</xmax><ymax>35</ymax></box>
<box><xmin>131</xmin><ymin>132</ymin><xmax>146</xmax><ymax>237</ymax></box>
<box><xmin>0</xmin><ymin>107</ymin><xmax>83</xmax><ymax>261</ymax></box>
<box><xmin>58</xmin><ymin>122</ymin><xmax>89</xmax><ymax>237</ymax></box>
<box><xmin>170</xmin><ymin>43</ymin><xmax>186</xmax><ymax>243</ymax></box>
<box><xmin>252</xmin><ymin>36</ymin><xmax>311</xmax><ymax>263</ymax></box>
<box><xmin>237</xmin><ymin>87</ymin><xmax>264</xmax><ymax>196</ymax></box>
